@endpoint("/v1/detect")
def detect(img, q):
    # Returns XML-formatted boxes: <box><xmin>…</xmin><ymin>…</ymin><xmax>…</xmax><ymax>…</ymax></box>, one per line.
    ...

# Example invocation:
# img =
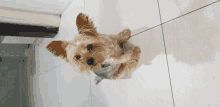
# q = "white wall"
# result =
<box><xmin>0</xmin><ymin>0</ymin><xmax>72</xmax><ymax>15</ymax></box>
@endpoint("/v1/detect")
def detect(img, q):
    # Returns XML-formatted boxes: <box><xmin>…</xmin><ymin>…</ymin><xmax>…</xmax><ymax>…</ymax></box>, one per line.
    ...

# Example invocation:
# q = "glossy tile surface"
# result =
<box><xmin>89</xmin><ymin>27</ymin><xmax>174</xmax><ymax>107</ymax></box>
<box><xmin>33</xmin><ymin>0</ymin><xmax>92</xmax><ymax>107</ymax></box>
<box><xmin>84</xmin><ymin>0</ymin><xmax>174</xmax><ymax>107</ymax></box>
<box><xmin>85</xmin><ymin>0</ymin><xmax>161</xmax><ymax>34</ymax></box>
<box><xmin>33</xmin><ymin>0</ymin><xmax>220</xmax><ymax>107</ymax></box>
<box><xmin>35</xmin><ymin>0</ymin><xmax>84</xmax><ymax>73</ymax></box>
<box><xmin>159</xmin><ymin>0</ymin><xmax>219</xmax><ymax>23</ymax></box>
<box><xmin>58</xmin><ymin>63</ymin><xmax>92</xmax><ymax>107</ymax></box>
<box><xmin>34</xmin><ymin>63</ymin><xmax>91</xmax><ymax>107</ymax></box>
<box><xmin>162</xmin><ymin>1</ymin><xmax>220</xmax><ymax>107</ymax></box>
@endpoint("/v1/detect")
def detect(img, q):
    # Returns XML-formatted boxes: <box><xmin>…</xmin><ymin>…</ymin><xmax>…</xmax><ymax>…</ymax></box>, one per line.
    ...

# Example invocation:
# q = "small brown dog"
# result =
<box><xmin>47</xmin><ymin>13</ymin><xmax>141</xmax><ymax>83</ymax></box>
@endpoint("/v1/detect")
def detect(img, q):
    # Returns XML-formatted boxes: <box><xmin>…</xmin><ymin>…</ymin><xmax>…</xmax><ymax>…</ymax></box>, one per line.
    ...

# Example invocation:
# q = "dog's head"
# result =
<box><xmin>46</xmin><ymin>13</ymin><xmax>128</xmax><ymax>74</ymax></box>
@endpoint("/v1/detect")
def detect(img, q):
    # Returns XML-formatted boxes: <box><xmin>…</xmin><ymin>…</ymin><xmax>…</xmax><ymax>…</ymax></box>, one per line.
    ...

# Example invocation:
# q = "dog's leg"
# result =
<box><xmin>111</xmin><ymin>63</ymin><xmax>127</xmax><ymax>79</ymax></box>
<box><xmin>111</xmin><ymin>46</ymin><xmax>140</xmax><ymax>79</ymax></box>
<box><xmin>111</xmin><ymin>59</ymin><xmax>138</xmax><ymax>79</ymax></box>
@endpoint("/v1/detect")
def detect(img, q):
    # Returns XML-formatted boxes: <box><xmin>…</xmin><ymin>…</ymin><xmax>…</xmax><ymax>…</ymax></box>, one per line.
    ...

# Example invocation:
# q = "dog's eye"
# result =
<box><xmin>87</xmin><ymin>44</ymin><xmax>93</xmax><ymax>50</ymax></box>
<box><xmin>76</xmin><ymin>55</ymin><xmax>81</xmax><ymax>60</ymax></box>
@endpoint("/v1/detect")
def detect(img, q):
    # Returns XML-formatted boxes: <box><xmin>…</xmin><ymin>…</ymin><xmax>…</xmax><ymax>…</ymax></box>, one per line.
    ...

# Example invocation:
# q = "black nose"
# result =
<box><xmin>87</xmin><ymin>58</ymin><xmax>95</xmax><ymax>65</ymax></box>
<box><xmin>119</xmin><ymin>42</ymin><xmax>123</xmax><ymax>48</ymax></box>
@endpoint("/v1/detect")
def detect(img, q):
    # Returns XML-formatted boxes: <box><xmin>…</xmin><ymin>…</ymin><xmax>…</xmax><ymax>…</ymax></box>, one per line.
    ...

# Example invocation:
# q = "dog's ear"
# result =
<box><xmin>119</xmin><ymin>29</ymin><xmax>131</xmax><ymax>37</ymax></box>
<box><xmin>116</xmin><ymin>29</ymin><xmax>131</xmax><ymax>41</ymax></box>
<box><xmin>46</xmin><ymin>40</ymin><xmax>69</xmax><ymax>62</ymax></box>
<box><xmin>76</xmin><ymin>13</ymin><xmax>97</xmax><ymax>36</ymax></box>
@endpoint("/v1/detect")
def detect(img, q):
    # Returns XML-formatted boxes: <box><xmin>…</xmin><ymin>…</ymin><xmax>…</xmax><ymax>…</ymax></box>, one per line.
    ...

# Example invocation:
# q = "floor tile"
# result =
<box><xmin>35</xmin><ymin>0</ymin><xmax>85</xmax><ymax>73</ymax></box>
<box><xmin>35</xmin><ymin>38</ymin><xmax>66</xmax><ymax>75</ymax></box>
<box><xmin>85</xmin><ymin>1</ymin><xmax>173</xmax><ymax>106</ymax></box>
<box><xmin>85</xmin><ymin>0</ymin><xmax>161</xmax><ymax>34</ymax></box>
<box><xmin>33</xmin><ymin>63</ymin><xmax>91</xmax><ymax>107</ymax></box>
<box><xmin>33</xmin><ymin>65</ymin><xmax>62</xmax><ymax>107</ymax></box>
<box><xmin>158</xmin><ymin>0</ymin><xmax>219</xmax><ymax>23</ymax></box>
<box><xmin>89</xmin><ymin>26</ymin><xmax>174</xmax><ymax>107</ymax></box>
<box><xmin>34</xmin><ymin>1</ymin><xmax>92</xmax><ymax>105</ymax></box>
<box><xmin>162</xmin><ymin>2</ymin><xmax>220</xmax><ymax>107</ymax></box>
<box><xmin>58</xmin><ymin>63</ymin><xmax>92</xmax><ymax>107</ymax></box>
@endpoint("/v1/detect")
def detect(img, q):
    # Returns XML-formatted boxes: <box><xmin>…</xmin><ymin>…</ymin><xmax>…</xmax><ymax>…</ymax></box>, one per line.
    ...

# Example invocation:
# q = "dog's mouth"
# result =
<box><xmin>90</xmin><ymin>63</ymin><xmax>111</xmax><ymax>71</ymax></box>
<box><xmin>101</xmin><ymin>63</ymin><xmax>111</xmax><ymax>68</ymax></box>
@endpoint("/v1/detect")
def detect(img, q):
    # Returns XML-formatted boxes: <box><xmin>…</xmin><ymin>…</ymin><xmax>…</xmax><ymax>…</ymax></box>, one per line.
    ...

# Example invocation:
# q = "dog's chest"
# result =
<box><xmin>101</xmin><ymin>36</ymin><xmax>122</xmax><ymax>57</ymax></box>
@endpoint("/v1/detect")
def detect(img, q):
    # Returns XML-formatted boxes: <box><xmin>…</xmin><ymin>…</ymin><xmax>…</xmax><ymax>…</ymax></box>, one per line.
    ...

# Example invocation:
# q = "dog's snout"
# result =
<box><xmin>87</xmin><ymin>58</ymin><xmax>95</xmax><ymax>65</ymax></box>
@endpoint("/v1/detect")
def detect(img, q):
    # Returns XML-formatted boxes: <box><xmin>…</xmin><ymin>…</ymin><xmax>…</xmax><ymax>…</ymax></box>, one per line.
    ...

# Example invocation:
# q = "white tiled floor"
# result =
<box><xmin>162</xmin><ymin>1</ymin><xmax>220</xmax><ymax>107</ymax></box>
<box><xmin>84</xmin><ymin>0</ymin><xmax>173</xmax><ymax>107</ymax></box>
<box><xmin>34</xmin><ymin>0</ymin><xmax>92</xmax><ymax>107</ymax></box>
<box><xmin>159</xmin><ymin>0</ymin><xmax>219</xmax><ymax>23</ymax></box>
<box><xmin>89</xmin><ymin>28</ymin><xmax>174</xmax><ymax>107</ymax></box>
<box><xmin>34</xmin><ymin>0</ymin><xmax>220</xmax><ymax>107</ymax></box>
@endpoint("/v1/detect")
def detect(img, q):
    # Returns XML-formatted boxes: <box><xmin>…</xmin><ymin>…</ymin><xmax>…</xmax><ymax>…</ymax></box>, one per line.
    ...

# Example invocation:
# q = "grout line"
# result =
<box><xmin>61</xmin><ymin>0</ymin><xmax>74</xmax><ymax>16</ymax></box>
<box><xmin>61</xmin><ymin>94</ymin><xmax>62</xmax><ymax>106</ymax></box>
<box><xmin>37</xmin><ymin>62</ymin><xmax>67</xmax><ymax>76</ymax></box>
<box><xmin>157</xmin><ymin>0</ymin><xmax>175</xmax><ymax>107</ymax></box>
<box><xmin>89</xmin><ymin>71</ymin><xmax>93</xmax><ymax>107</ymax></box>
<box><xmin>83</xmin><ymin>1</ymin><xmax>93</xmax><ymax>107</ymax></box>
<box><xmin>131</xmin><ymin>0</ymin><xmax>220</xmax><ymax>37</ymax></box>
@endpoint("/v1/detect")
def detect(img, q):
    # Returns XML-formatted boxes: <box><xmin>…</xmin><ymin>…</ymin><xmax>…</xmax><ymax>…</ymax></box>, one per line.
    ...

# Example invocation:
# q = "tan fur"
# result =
<box><xmin>46</xmin><ymin>13</ymin><xmax>141</xmax><ymax>79</ymax></box>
